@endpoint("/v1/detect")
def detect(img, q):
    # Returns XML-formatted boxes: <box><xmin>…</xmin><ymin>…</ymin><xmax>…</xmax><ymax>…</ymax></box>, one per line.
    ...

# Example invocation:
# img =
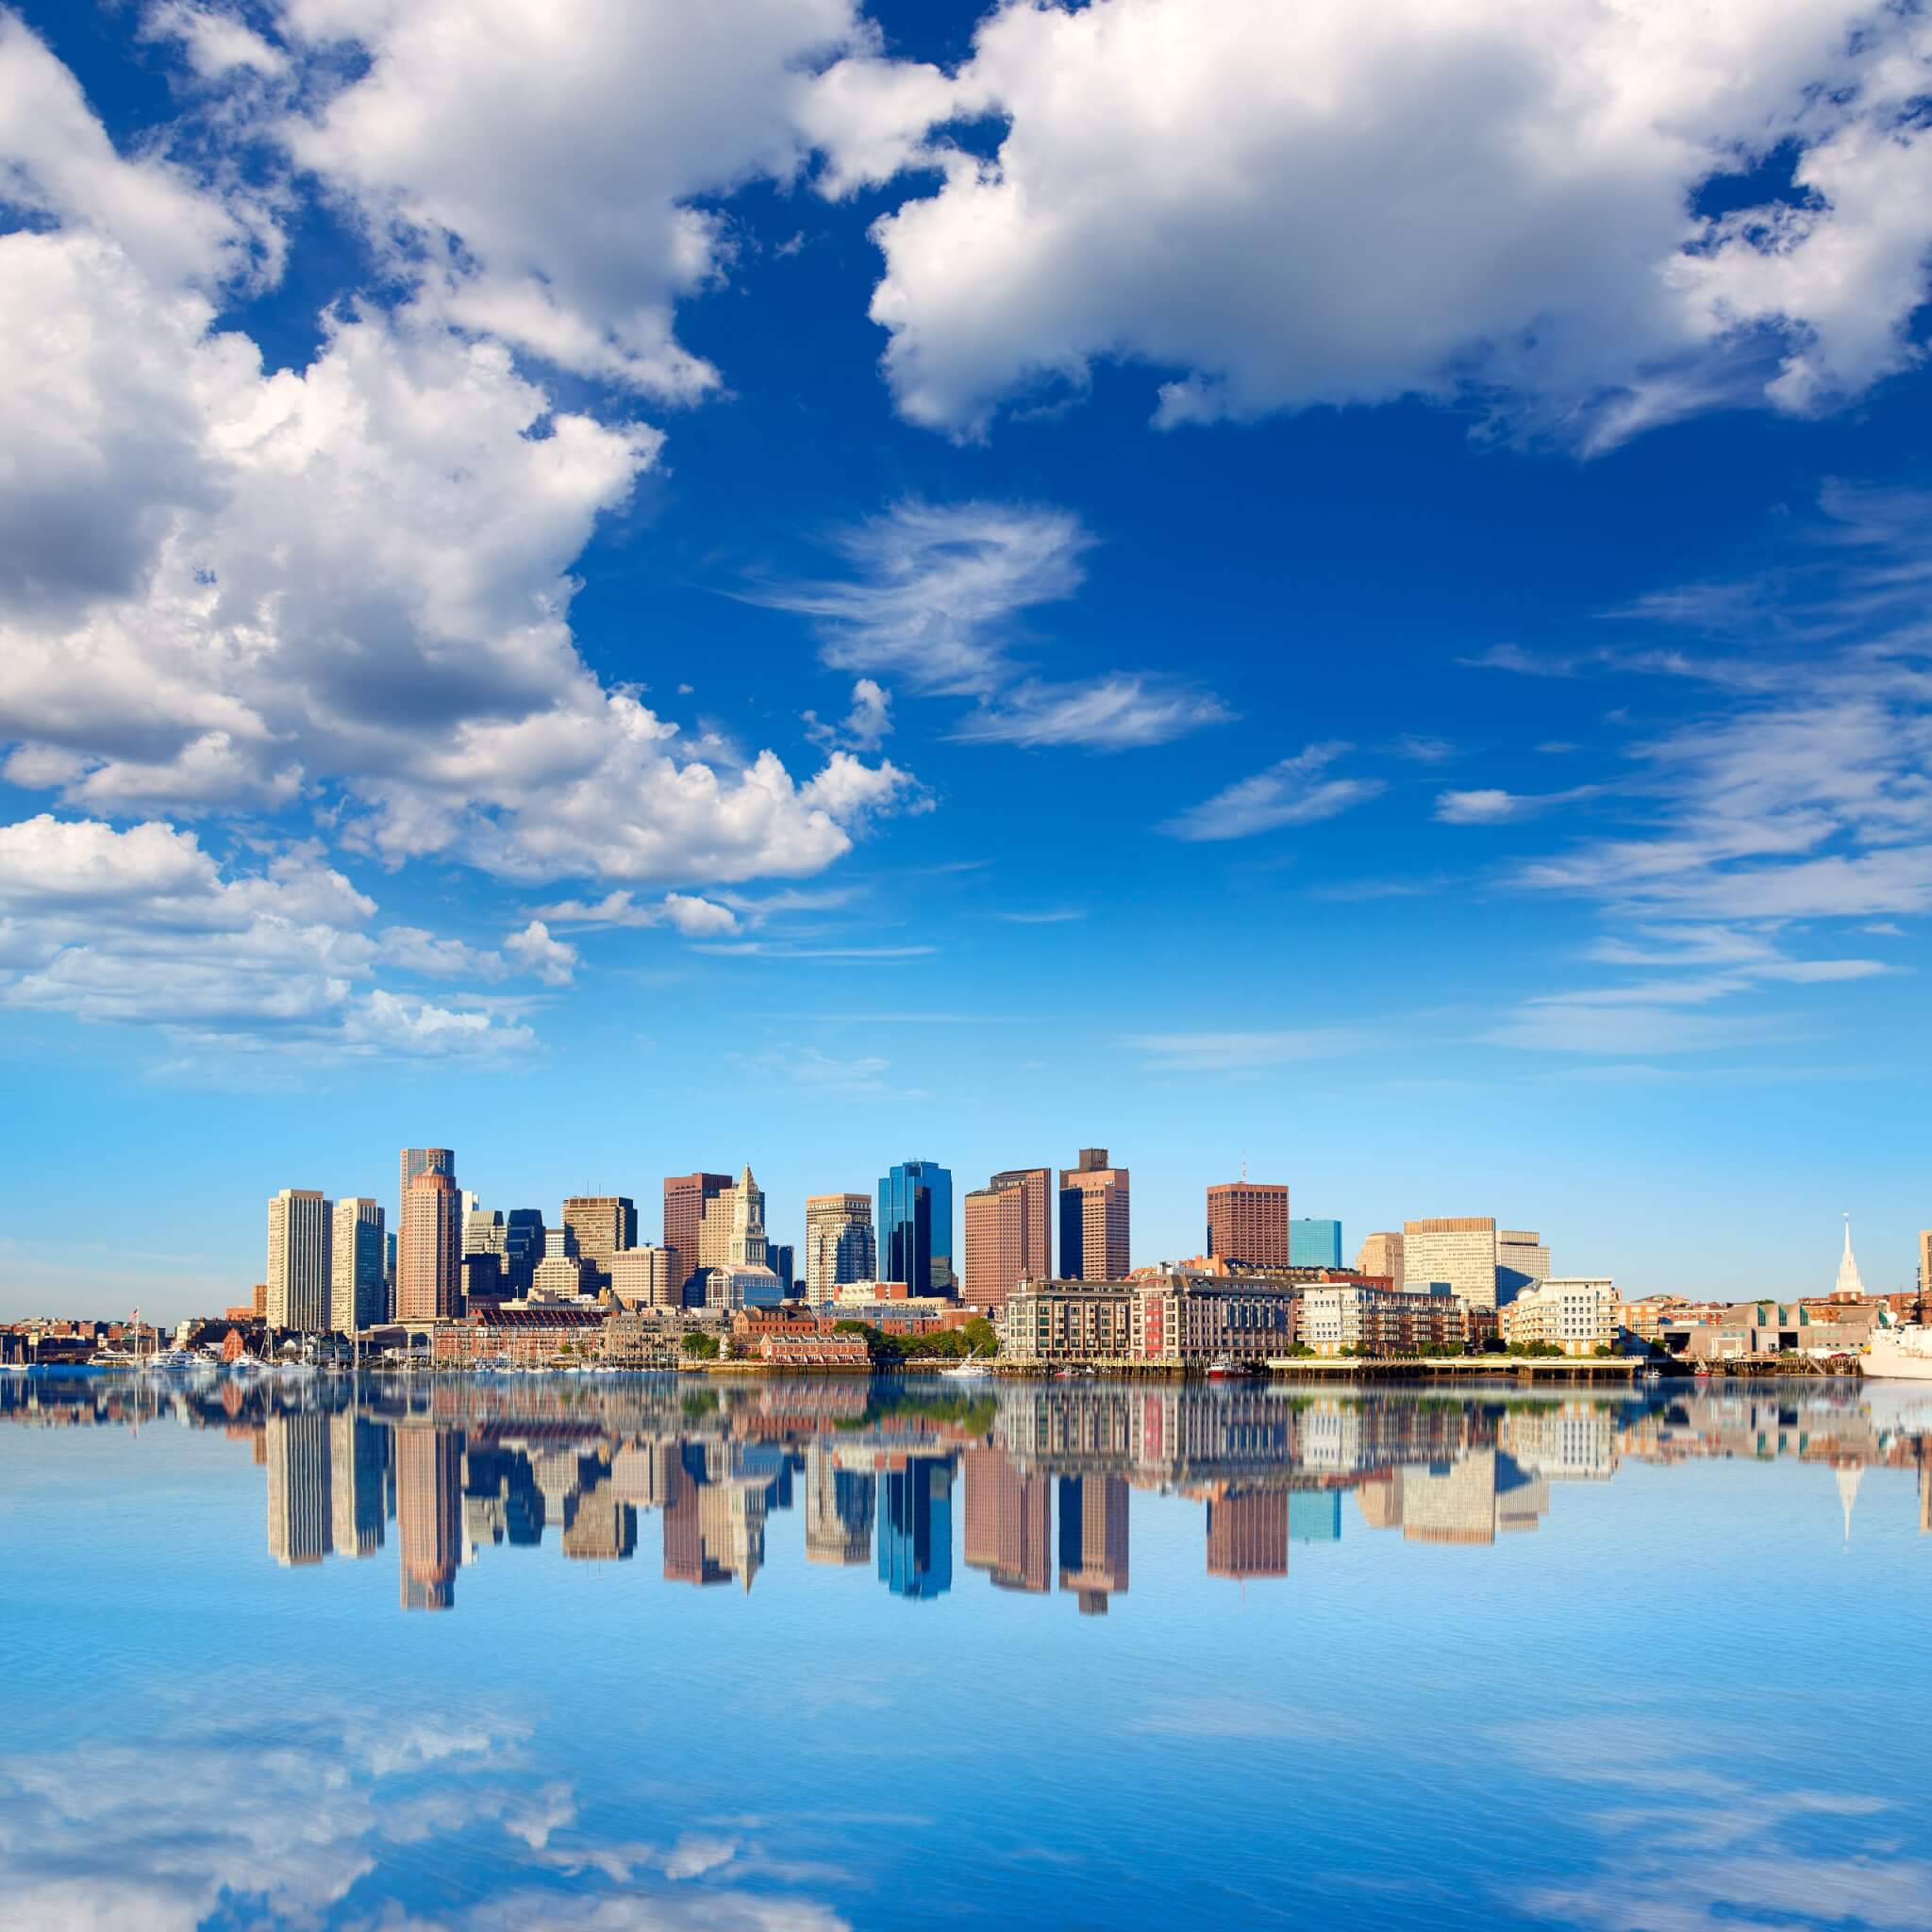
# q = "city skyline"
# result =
<box><xmin>3</xmin><ymin>0</ymin><xmax>1932</xmax><ymax>1324</ymax></box>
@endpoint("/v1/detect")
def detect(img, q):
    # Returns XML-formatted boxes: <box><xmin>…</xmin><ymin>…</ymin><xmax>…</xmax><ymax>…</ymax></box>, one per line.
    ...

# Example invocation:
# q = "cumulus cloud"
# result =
<box><xmin>503</xmin><ymin>919</ymin><xmax>578</xmax><ymax>987</ymax></box>
<box><xmin>0</xmin><ymin>815</ymin><xmax>539</xmax><ymax>1059</ymax></box>
<box><xmin>1161</xmin><ymin>743</ymin><xmax>1383</xmax><ymax>841</ymax></box>
<box><xmin>0</xmin><ymin>18</ymin><xmax>919</xmax><ymax>901</ymax></box>
<box><xmin>818</xmin><ymin>0</ymin><xmax>1932</xmax><ymax>445</ymax></box>
<box><xmin>275</xmin><ymin>0</ymin><xmax>863</xmax><ymax>399</ymax></box>
<box><xmin>535</xmin><ymin>890</ymin><xmax>741</xmax><ymax>937</ymax></box>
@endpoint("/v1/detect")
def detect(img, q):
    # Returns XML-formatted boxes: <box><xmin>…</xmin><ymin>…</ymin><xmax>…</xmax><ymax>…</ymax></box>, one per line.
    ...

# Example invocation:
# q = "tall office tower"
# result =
<box><xmin>330</xmin><ymin>1198</ymin><xmax>386</xmax><ymax>1333</ymax></box>
<box><xmin>878</xmin><ymin>1159</ymin><xmax>955</xmax><ymax>1296</ymax></box>
<box><xmin>963</xmin><ymin>1444</ymin><xmax>1051</xmax><ymax>1593</ymax></box>
<box><xmin>463</xmin><ymin>1205</ymin><xmax>507</xmax><ymax>1260</ymax></box>
<box><xmin>1495</xmin><ymin>1228</ymin><xmax>1551</xmax><ymax>1305</ymax></box>
<box><xmin>805</xmin><ymin>1441</ymin><xmax>876</xmax><ymax>1566</ymax></box>
<box><xmin>1356</xmin><ymin>1232</ymin><xmax>1405</xmax><ymax>1283</ymax></box>
<box><xmin>1404</xmin><ymin>1217</ymin><xmax>1499</xmax><ymax>1308</ymax></box>
<box><xmin>1290</xmin><ymin>1218</ymin><xmax>1344</xmax><ymax>1269</ymax></box>
<box><xmin>398</xmin><ymin>1169</ymin><xmax>462</xmax><ymax>1322</ymax></box>
<box><xmin>1206</xmin><ymin>1490</ymin><xmax>1290</xmax><ymax>1579</ymax></box>
<box><xmin>1207</xmin><ymin>1182</ymin><xmax>1291</xmax><ymax>1266</ymax></box>
<box><xmin>504</xmin><ymin>1208</ymin><xmax>544</xmax><ymax>1295</ymax></box>
<box><xmin>663</xmin><ymin>1173</ymin><xmax>732</xmax><ymax>1296</ymax></box>
<box><xmin>399</xmin><ymin>1147</ymin><xmax>455</xmax><ymax>1219</ymax></box>
<box><xmin>963</xmin><ymin>1168</ymin><xmax>1049</xmax><ymax>1311</ymax></box>
<box><xmin>767</xmin><ymin>1243</ymin><xmax>796</xmax><ymax>1295</ymax></box>
<box><xmin>265</xmin><ymin>1410</ymin><xmax>332</xmax><ymax>1566</ymax></box>
<box><xmin>1921</xmin><ymin>1229</ymin><xmax>1932</xmax><ymax>1310</ymax></box>
<box><xmin>1058</xmin><ymin>1474</ymin><xmax>1130</xmax><ymax>1614</ymax></box>
<box><xmin>878</xmin><ymin>1459</ymin><xmax>954</xmax><ymax>1600</ymax></box>
<box><xmin>397</xmin><ymin>1425</ymin><xmax>463</xmax><ymax>1611</ymax></box>
<box><xmin>561</xmin><ymin>1195</ymin><xmax>637</xmax><ymax>1292</ymax></box>
<box><xmin>266</xmin><ymin>1189</ymin><xmax>333</xmax><ymax>1332</ymax></box>
<box><xmin>1058</xmin><ymin>1148</ymin><xmax>1130</xmax><ymax>1283</ymax></box>
<box><xmin>328</xmin><ymin>1409</ymin><xmax>387</xmax><ymax>1558</ymax></box>
<box><xmin>805</xmin><ymin>1193</ymin><xmax>876</xmax><ymax>1296</ymax></box>
<box><xmin>609</xmin><ymin>1244</ymin><xmax>678</xmax><ymax>1307</ymax></box>
<box><xmin>727</xmin><ymin>1169</ymin><xmax>768</xmax><ymax>1267</ymax></box>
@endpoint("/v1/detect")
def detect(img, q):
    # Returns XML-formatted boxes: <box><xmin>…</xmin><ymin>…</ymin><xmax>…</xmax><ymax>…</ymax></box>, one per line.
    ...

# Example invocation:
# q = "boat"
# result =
<box><xmin>938</xmin><ymin>1348</ymin><xmax>991</xmax><ymax>1380</ymax></box>
<box><xmin>1864</xmin><ymin>1325</ymin><xmax>1932</xmax><ymax>1381</ymax></box>
<box><xmin>1207</xmin><ymin>1358</ymin><xmax>1257</xmax><ymax>1379</ymax></box>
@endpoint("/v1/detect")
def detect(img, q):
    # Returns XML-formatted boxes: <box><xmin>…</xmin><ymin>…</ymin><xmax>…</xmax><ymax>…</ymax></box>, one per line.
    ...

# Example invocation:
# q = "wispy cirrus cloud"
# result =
<box><xmin>1161</xmin><ymin>742</ymin><xmax>1383</xmax><ymax>841</ymax></box>
<box><xmin>1123</xmin><ymin>1027</ymin><xmax>1375</xmax><ymax>1072</ymax></box>
<box><xmin>747</xmin><ymin>500</ymin><xmax>1230</xmax><ymax>752</ymax></box>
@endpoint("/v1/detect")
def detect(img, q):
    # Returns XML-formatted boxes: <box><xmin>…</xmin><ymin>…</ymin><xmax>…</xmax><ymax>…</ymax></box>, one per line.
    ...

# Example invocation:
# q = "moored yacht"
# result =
<box><xmin>1865</xmin><ymin>1326</ymin><xmax>1932</xmax><ymax>1381</ymax></box>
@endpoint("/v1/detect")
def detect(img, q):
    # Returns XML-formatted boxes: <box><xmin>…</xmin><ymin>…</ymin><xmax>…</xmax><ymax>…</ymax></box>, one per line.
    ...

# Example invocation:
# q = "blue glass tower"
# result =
<box><xmin>877</xmin><ymin>1159</ymin><xmax>954</xmax><ymax>1295</ymax></box>
<box><xmin>1290</xmin><ymin>1218</ymin><xmax>1343</xmax><ymax>1268</ymax></box>
<box><xmin>878</xmin><ymin>1459</ymin><xmax>953</xmax><ymax>1599</ymax></box>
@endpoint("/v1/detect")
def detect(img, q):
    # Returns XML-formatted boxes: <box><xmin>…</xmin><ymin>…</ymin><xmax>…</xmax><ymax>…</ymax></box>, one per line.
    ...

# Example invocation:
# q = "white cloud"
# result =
<box><xmin>1436</xmin><ymin>786</ymin><xmax>1597</xmax><ymax>824</ymax></box>
<box><xmin>537</xmin><ymin>890</ymin><xmax>741</xmax><ymax>938</ymax></box>
<box><xmin>823</xmin><ymin>0</ymin><xmax>1932</xmax><ymax>445</ymax></box>
<box><xmin>1124</xmin><ymin>1027</ymin><xmax>1374</xmax><ymax>1072</ymax></box>
<box><xmin>805</xmin><ymin>677</ymin><xmax>893</xmax><ymax>753</ymax></box>
<box><xmin>0</xmin><ymin>814</ymin><xmax>537</xmax><ymax>1059</ymax></box>
<box><xmin>949</xmin><ymin>674</ymin><xmax>1231</xmax><ymax>751</ymax></box>
<box><xmin>1161</xmin><ymin>743</ymin><xmax>1383</xmax><ymax>841</ymax></box>
<box><xmin>0</xmin><ymin>24</ymin><xmax>920</xmax><ymax>897</ymax></box>
<box><xmin>750</xmin><ymin>499</ymin><xmax>1228</xmax><ymax>752</ymax></box>
<box><xmin>275</xmin><ymin>0</ymin><xmax>863</xmax><ymax>400</ymax></box>
<box><xmin>503</xmin><ymin>919</ymin><xmax>577</xmax><ymax>987</ymax></box>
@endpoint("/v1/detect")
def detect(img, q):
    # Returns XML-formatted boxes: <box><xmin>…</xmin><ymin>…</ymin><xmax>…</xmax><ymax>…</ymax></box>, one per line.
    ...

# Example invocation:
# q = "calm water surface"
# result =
<box><xmin>3</xmin><ymin>1373</ymin><xmax>1929</xmax><ymax>1931</ymax></box>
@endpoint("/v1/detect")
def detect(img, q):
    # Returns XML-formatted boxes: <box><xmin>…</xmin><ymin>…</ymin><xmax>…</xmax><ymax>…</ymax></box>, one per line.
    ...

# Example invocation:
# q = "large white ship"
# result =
<box><xmin>1865</xmin><ymin>1326</ymin><xmax>1932</xmax><ymax>1380</ymax></box>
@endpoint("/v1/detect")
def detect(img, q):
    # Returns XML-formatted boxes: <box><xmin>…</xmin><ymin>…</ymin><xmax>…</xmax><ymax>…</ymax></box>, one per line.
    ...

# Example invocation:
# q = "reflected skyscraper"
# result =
<box><xmin>562</xmin><ymin>1477</ymin><xmax>637</xmax><ymax>1560</ymax></box>
<box><xmin>397</xmin><ymin>1425</ymin><xmax>463</xmax><ymax>1610</ymax></box>
<box><xmin>964</xmin><ymin>1444</ymin><xmax>1051</xmax><ymax>1592</ymax></box>
<box><xmin>328</xmin><ymin>1409</ymin><xmax>387</xmax><ymax>1557</ymax></box>
<box><xmin>878</xmin><ymin>1457</ymin><xmax>953</xmax><ymax>1599</ymax></box>
<box><xmin>1058</xmin><ymin>1474</ymin><xmax>1129</xmax><ymax>1613</ymax></box>
<box><xmin>1205</xmin><ymin>1488</ymin><xmax>1288</xmax><ymax>1579</ymax></box>
<box><xmin>266</xmin><ymin>1410</ymin><xmax>331</xmax><ymax>1566</ymax></box>
<box><xmin>806</xmin><ymin>1441</ymin><xmax>876</xmax><ymax>1566</ymax></box>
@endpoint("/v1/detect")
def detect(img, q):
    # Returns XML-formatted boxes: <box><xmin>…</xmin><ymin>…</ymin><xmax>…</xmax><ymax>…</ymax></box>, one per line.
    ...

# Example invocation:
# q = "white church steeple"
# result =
<box><xmin>1834</xmin><ymin>1213</ymin><xmax>1866</xmax><ymax>1298</ymax></box>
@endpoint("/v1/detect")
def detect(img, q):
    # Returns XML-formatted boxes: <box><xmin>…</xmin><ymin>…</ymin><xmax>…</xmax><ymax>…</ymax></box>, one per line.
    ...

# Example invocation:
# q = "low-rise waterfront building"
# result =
<box><xmin>1300</xmin><ymin>1282</ymin><xmax>1469</xmax><ymax>1357</ymax></box>
<box><xmin>429</xmin><ymin>1306</ymin><xmax>609</xmax><ymax>1367</ymax></box>
<box><xmin>1500</xmin><ymin>1278</ymin><xmax>1617</xmax><ymax>1356</ymax></box>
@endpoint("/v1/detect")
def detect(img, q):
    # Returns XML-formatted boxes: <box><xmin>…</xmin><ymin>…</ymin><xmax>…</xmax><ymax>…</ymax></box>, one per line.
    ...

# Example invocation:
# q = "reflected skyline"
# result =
<box><xmin>9</xmin><ymin>1374</ymin><xmax>1932</xmax><ymax>1614</ymax></box>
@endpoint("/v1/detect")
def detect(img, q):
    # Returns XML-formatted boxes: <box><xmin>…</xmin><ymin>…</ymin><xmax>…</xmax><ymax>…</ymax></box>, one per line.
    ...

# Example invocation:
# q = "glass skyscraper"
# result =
<box><xmin>1290</xmin><ymin>1217</ymin><xmax>1344</xmax><ymax>1268</ymax></box>
<box><xmin>877</xmin><ymin>1159</ymin><xmax>954</xmax><ymax>1295</ymax></box>
<box><xmin>878</xmin><ymin>1460</ymin><xmax>953</xmax><ymax>1599</ymax></box>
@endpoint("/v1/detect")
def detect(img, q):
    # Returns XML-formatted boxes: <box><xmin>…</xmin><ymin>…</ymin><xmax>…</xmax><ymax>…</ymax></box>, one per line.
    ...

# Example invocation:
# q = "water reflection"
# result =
<box><xmin>8</xmin><ymin>1374</ymin><xmax>1932</xmax><ymax>1612</ymax></box>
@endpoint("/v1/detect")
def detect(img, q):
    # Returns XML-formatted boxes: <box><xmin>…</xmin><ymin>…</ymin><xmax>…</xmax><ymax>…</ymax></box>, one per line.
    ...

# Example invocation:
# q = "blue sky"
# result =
<box><xmin>3</xmin><ymin>0</ymin><xmax>1930</xmax><ymax>1319</ymax></box>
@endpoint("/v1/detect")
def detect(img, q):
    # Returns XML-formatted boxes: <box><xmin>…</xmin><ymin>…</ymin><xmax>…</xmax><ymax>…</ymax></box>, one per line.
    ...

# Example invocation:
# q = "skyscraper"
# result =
<box><xmin>266</xmin><ymin>1189</ymin><xmax>332</xmax><ymax>1333</ymax></box>
<box><xmin>963</xmin><ymin>1167</ymin><xmax>1051</xmax><ymax>1311</ymax></box>
<box><xmin>1058</xmin><ymin>1148</ymin><xmax>1130</xmax><ymax>1283</ymax></box>
<box><xmin>877</xmin><ymin>1159</ymin><xmax>955</xmax><ymax>1296</ymax></box>
<box><xmin>562</xmin><ymin>1195</ymin><xmax>637</xmax><ymax>1291</ymax></box>
<box><xmin>328</xmin><ymin>1409</ymin><xmax>387</xmax><ymax>1558</ymax></box>
<box><xmin>330</xmin><ymin>1197</ymin><xmax>386</xmax><ymax>1333</ymax></box>
<box><xmin>1355</xmin><ymin>1232</ymin><xmax>1405</xmax><ymax>1283</ymax></box>
<box><xmin>767</xmin><ymin>1243</ymin><xmax>796</xmax><ymax>1294</ymax></box>
<box><xmin>663</xmin><ymin>1173</ymin><xmax>731</xmax><ymax>1298</ymax></box>
<box><xmin>805</xmin><ymin>1441</ymin><xmax>875</xmax><ymax>1566</ymax></box>
<box><xmin>460</xmin><ymin>1204</ymin><xmax>507</xmax><ymax>1304</ymax></box>
<box><xmin>1920</xmin><ymin>1228</ymin><xmax>1931</xmax><ymax>1308</ymax></box>
<box><xmin>1404</xmin><ymin>1217</ymin><xmax>1499</xmax><ymax>1308</ymax></box>
<box><xmin>399</xmin><ymin>1146</ymin><xmax>454</xmax><ymax>1213</ymax></box>
<box><xmin>1290</xmin><ymin>1218</ymin><xmax>1343</xmax><ymax>1269</ymax></box>
<box><xmin>805</xmin><ymin>1193</ymin><xmax>875</xmax><ymax>1296</ymax></box>
<box><xmin>1495</xmin><ymin>1229</ymin><xmax>1551</xmax><ymax>1304</ymax></box>
<box><xmin>398</xmin><ymin>1166</ymin><xmax>462</xmax><ymax>1322</ymax></box>
<box><xmin>707</xmin><ymin>1167</ymin><xmax>782</xmax><ymax>1309</ymax></box>
<box><xmin>1207</xmin><ymin>1182</ymin><xmax>1291</xmax><ymax>1266</ymax></box>
<box><xmin>1206</xmin><ymin>1489</ymin><xmax>1289</xmax><ymax>1579</ymax></box>
<box><xmin>504</xmin><ymin>1208</ymin><xmax>544</xmax><ymax>1295</ymax></box>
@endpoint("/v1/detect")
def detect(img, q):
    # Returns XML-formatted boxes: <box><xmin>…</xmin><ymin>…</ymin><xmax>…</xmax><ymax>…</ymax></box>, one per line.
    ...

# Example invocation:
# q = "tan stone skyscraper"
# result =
<box><xmin>1356</xmin><ymin>1232</ymin><xmax>1405</xmax><ymax>1283</ymax></box>
<box><xmin>266</xmin><ymin>1189</ymin><xmax>332</xmax><ymax>1332</ymax></box>
<box><xmin>561</xmin><ymin>1195</ymin><xmax>637</xmax><ymax>1292</ymax></box>
<box><xmin>1207</xmin><ymin>1182</ymin><xmax>1291</xmax><ymax>1266</ymax></box>
<box><xmin>1404</xmin><ymin>1216</ymin><xmax>1499</xmax><ymax>1308</ymax></box>
<box><xmin>1058</xmin><ymin>1148</ymin><xmax>1130</xmax><ymax>1282</ymax></box>
<box><xmin>1921</xmin><ymin>1228</ymin><xmax>1932</xmax><ymax>1313</ymax></box>
<box><xmin>396</xmin><ymin>1425</ymin><xmax>462</xmax><ymax>1611</ymax></box>
<box><xmin>331</xmin><ymin>1197</ymin><xmax>386</xmax><ymax>1332</ymax></box>
<box><xmin>806</xmin><ymin>1193</ymin><xmax>875</xmax><ymax>1296</ymax></box>
<box><xmin>963</xmin><ymin>1167</ymin><xmax>1051</xmax><ymax>1310</ymax></box>
<box><xmin>398</xmin><ymin>1167</ymin><xmax>462</xmax><ymax>1322</ymax></box>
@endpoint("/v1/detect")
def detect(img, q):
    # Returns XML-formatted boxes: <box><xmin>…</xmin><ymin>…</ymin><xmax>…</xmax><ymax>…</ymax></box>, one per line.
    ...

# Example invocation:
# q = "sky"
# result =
<box><xmin>2</xmin><ymin>0</ymin><xmax>1930</xmax><ymax>1321</ymax></box>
